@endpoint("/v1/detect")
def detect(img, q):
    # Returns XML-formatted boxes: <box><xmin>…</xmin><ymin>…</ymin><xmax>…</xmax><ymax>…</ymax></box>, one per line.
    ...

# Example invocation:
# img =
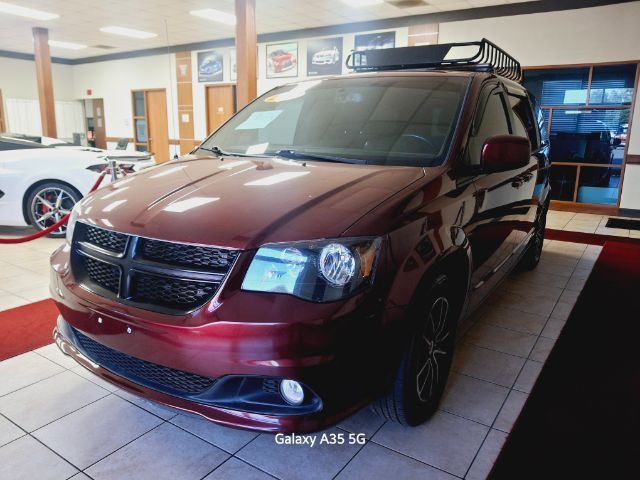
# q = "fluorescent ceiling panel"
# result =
<box><xmin>0</xmin><ymin>2</ymin><xmax>59</xmax><ymax>20</ymax></box>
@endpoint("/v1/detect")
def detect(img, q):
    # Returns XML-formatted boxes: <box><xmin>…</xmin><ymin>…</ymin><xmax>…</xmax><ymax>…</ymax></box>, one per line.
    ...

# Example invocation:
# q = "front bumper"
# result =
<box><xmin>54</xmin><ymin>316</ymin><xmax>339</xmax><ymax>432</ymax></box>
<box><xmin>50</xmin><ymin>245</ymin><xmax>406</xmax><ymax>433</ymax></box>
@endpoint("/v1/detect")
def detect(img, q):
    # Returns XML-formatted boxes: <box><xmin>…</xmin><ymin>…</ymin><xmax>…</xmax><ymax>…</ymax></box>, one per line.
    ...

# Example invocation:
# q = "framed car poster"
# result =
<box><xmin>266</xmin><ymin>42</ymin><xmax>298</xmax><ymax>78</ymax></box>
<box><xmin>354</xmin><ymin>31</ymin><xmax>396</xmax><ymax>51</ymax></box>
<box><xmin>197</xmin><ymin>50</ymin><xmax>224</xmax><ymax>82</ymax></box>
<box><xmin>307</xmin><ymin>37</ymin><xmax>343</xmax><ymax>76</ymax></box>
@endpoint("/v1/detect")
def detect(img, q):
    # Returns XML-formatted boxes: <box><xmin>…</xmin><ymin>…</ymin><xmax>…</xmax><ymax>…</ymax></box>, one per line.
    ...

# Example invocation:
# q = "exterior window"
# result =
<box><xmin>467</xmin><ymin>87</ymin><xmax>511</xmax><ymax>165</ymax></box>
<box><xmin>524</xmin><ymin>67</ymin><xmax>589</xmax><ymax>106</ymax></box>
<box><xmin>590</xmin><ymin>64</ymin><xmax>636</xmax><ymax>105</ymax></box>
<box><xmin>523</xmin><ymin>63</ymin><xmax>638</xmax><ymax>207</ymax></box>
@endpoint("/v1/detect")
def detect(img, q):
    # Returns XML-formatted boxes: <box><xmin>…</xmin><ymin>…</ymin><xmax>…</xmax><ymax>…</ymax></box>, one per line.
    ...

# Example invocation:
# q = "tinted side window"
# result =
<box><xmin>467</xmin><ymin>87</ymin><xmax>511</xmax><ymax>165</ymax></box>
<box><xmin>508</xmin><ymin>94</ymin><xmax>538</xmax><ymax>149</ymax></box>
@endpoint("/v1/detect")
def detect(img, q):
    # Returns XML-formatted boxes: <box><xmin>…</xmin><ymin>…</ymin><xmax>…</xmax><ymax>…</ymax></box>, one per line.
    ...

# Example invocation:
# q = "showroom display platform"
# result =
<box><xmin>491</xmin><ymin>239</ymin><xmax>640</xmax><ymax>480</ymax></box>
<box><xmin>0</xmin><ymin>220</ymin><xmax>603</xmax><ymax>480</ymax></box>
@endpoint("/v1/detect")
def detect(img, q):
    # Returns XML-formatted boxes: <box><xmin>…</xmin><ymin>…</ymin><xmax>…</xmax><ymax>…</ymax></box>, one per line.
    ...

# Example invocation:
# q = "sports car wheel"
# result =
<box><xmin>26</xmin><ymin>183</ymin><xmax>81</xmax><ymax>238</ymax></box>
<box><xmin>372</xmin><ymin>274</ymin><xmax>457</xmax><ymax>426</ymax></box>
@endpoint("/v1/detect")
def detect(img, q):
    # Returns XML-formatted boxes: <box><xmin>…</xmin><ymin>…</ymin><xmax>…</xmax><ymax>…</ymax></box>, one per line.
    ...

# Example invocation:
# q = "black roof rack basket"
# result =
<box><xmin>346</xmin><ymin>38</ymin><xmax>522</xmax><ymax>82</ymax></box>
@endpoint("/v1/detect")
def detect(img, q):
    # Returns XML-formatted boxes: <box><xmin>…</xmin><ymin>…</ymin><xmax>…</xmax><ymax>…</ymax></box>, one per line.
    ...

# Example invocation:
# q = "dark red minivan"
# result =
<box><xmin>51</xmin><ymin>41</ymin><xmax>550</xmax><ymax>433</ymax></box>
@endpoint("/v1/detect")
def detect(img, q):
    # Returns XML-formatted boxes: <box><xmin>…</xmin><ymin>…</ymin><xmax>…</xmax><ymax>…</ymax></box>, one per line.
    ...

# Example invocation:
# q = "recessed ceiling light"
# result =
<box><xmin>189</xmin><ymin>8</ymin><xmax>236</xmax><ymax>26</ymax></box>
<box><xmin>49</xmin><ymin>40</ymin><xmax>87</xmax><ymax>50</ymax></box>
<box><xmin>100</xmin><ymin>26</ymin><xmax>157</xmax><ymax>39</ymax></box>
<box><xmin>0</xmin><ymin>1</ymin><xmax>59</xmax><ymax>20</ymax></box>
<box><xmin>340</xmin><ymin>0</ymin><xmax>384</xmax><ymax>6</ymax></box>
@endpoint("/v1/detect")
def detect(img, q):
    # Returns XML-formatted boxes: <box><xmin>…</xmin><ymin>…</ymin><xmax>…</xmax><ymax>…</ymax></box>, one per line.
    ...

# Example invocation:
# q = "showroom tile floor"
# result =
<box><xmin>0</xmin><ymin>214</ymin><xmax>618</xmax><ymax>479</ymax></box>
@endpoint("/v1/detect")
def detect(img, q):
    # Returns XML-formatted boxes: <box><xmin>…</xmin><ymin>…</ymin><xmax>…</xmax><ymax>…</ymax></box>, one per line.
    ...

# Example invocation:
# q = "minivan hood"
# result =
<box><xmin>79</xmin><ymin>156</ymin><xmax>424</xmax><ymax>249</ymax></box>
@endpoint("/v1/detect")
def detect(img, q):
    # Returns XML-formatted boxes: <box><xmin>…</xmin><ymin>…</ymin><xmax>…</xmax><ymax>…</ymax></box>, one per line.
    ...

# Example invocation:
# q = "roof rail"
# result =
<box><xmin>345</xmin><ymin>38</ymin><xmax>522</xmax><ymax>83</ymax></box>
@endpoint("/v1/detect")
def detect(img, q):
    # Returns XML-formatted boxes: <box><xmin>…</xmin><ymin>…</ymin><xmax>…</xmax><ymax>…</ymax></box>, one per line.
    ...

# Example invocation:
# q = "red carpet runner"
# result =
<box><xmin>545</xmin><ymin>228</ymin><xmax>640</xmax><ymax>246</ymax></box>
<box><xmin>490</xmin><ymin>241</ymin><xmax>640</xmax><ymax>479</ymax></box>
<box><xmin>0</xmin><ymin>299</ymin><xmax>58</xmax><ymax>361</ymax></box>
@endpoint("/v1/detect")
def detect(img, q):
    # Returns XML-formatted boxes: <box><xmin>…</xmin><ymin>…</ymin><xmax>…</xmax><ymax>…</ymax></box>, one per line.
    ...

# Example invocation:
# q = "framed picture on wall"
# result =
<box><xmin>266</xmin><ymin>42</ymin><xmax>298</xmax><ymax>78</ymax></box>
<box><xmin>354</xmin><ymin>31</ymin><xmax>396</xmax><ymax>51</ymax></box>
<box><xmin>230</xmin><ymin>49</ymin><xmax>237</xmax><ymax>82</ymax></box>
<box><xmin>307</xmin><ymin>37</ymin><xmax>343</xmax><ymax>76</ymax></box>
<box><xmin>197</xmin><ymin>50</ymin><xmax>224</xmax><ymax>83</ymax></box>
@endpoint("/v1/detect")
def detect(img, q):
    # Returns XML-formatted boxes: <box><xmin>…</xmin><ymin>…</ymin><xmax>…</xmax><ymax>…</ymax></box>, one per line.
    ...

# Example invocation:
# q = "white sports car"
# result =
<box><xmin>312</xmin><ymin>46</ymin><xmax>340</xmax><ymax>65</ymax></box>
<box><xmin>0</xmin><ymin>136</ymin><xmax>156</xmax><ymax>237</ymax></box>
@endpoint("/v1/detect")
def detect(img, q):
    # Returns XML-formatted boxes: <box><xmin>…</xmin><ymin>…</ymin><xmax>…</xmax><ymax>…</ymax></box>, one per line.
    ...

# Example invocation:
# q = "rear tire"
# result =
<box><xmin>519</xmin><ymin>200</ymin><xmax>549</xmax><ymax>271</ymax></box>
<box><xmin>26</xmin><ymin>182</ymin><xmax>81</xmax><ymax>238</ymax></box>
<box><xmin>372</xmin><ymin>274</ymin><xmax>458</xmax><ymax>426</ymax></box>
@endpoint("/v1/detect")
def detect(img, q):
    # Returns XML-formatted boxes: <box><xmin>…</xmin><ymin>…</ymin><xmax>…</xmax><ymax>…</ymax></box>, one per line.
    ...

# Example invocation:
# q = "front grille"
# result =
<box><xmin>132</xmin><ymin>273</ymin><xmax>220</xmax><ymax>310</ymax></box>
<box><xmin>140</xmin><ymin>238</ymin><xmax>239</xmax><ymax>272</ymax></box>
<box><xmin>71</xmin><ymin>223</ymin><xmax>238</xmax><ymax>315</ymax></box>
<box><xmin>82</xmin><ymin>256</ymin><xmax>120</xmax><ymax>293</ymax></box>
<box><xmin>83</xmin><ymin>225</ymin><xmax>128</xmax><ymax>253</ymax></box>
<box><xmin>74</xmin><ymin>329</ymin><xmax>215</xmax><ymax>396</ymax></box>
<box><xmin>262</xmin><ymin>378</ymin><xmax>281</xmax><ymax>395</ymax></box>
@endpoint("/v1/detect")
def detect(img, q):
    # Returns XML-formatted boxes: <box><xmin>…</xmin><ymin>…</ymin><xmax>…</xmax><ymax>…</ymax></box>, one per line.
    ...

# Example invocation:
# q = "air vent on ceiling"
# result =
<box><xmin>89</xmin><ymin>45</ymin><xmax>116</xmax><ymax>50</ymax></box>
<box><xmin>386</xmin><ymin>0</ymin><xmax>430</xmax><ymax>8</ymax></box>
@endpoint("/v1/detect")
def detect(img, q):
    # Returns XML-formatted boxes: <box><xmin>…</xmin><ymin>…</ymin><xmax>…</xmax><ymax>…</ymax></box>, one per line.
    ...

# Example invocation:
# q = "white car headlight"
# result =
<box><xmin>241</xmin><ymin>237</ymin><xmax>382</xmax><ymax>302</ymax></box>
<box><xmin>65</xmin><ymin>202</ymin><xmax>81</xmax><ymax>244</ymax></box>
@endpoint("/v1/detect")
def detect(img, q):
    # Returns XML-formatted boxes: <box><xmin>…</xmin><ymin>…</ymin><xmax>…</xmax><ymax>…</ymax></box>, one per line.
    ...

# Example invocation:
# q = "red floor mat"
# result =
<box><xmin>0</xmin><ymin>299</ymin><xmax>58</xmax><ymax>361</ymax></box>
<box><xmin>489</xmin><ymin>241</ymin><xmax>640</xmax><ymax>479</ymax></box>
<box><xmin>545</xmin><ymin>228</ymin><xmax>640</xmax><ymax>245</ymax></box>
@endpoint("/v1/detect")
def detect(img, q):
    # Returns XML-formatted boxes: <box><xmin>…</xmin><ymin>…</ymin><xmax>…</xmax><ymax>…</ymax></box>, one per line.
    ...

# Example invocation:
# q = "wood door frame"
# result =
<box><xmin>205</xmin><ymin>83</ymin><xmax>237</xmax><ymax>136</ymax></box>
<box><xmin>0</xmin><ymin>89</ymin><xmax>5</xmax><ymax>133</ymax></box>
<box><xmin>131</xmin><ymin>88</ymin><xmax>167</xmax><ymax>153</ymax></box>
<box><xmin>92</xmin><ymin>98</ymin><xmax>107</xmax><ymax>149</ymax></box>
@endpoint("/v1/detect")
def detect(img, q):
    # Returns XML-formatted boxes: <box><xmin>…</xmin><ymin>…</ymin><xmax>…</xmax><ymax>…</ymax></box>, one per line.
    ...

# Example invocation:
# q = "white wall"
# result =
<box><xmin>621</xmin><ymin>86</ymin><xmax>640</xmax><ymax>210</ymax></box>
<box><xmin>71</xmin><ymin>54</ymin><xmax>180</xmax><ymax>154</ymax></box>
<box><xmin>0</xmin><ymin>56</ymin><xmax>77</xmax><ymax>135</ymax></box>
<box><xmin>438</xmin><ymin>2</ymin><xmax>640</xmax><ymax>66</ymax></box>
<box><xmin>0</xmin><ymin>56</ymin><xmax>75</xmax><ymax>101</ymax></box>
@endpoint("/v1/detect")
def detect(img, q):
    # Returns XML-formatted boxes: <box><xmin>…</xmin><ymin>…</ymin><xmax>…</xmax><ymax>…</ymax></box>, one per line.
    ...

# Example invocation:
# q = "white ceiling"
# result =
<box><xmin>0</xmin><ymin>0</ymin><xmax>540</xmax><ymax>59</ymax></box>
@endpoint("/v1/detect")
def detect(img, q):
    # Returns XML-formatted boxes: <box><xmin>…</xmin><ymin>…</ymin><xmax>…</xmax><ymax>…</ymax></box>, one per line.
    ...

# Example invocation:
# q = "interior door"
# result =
<box><xmin>146</xmin><ymin>90</ymin><xmax>170</xmax><ymax>163</ymax></box>
<box><xmin>93</xmin><ymin>98</ymin><xmax>106</xmax><ymax>149</ymax></box>
<box><xmin>0</xmin><ymin>89</ymin><xmax>7</xmax><ymax>133</ymax></box>
<box><xmin>206</xmin><ymin>85</ymin><xmax>236</xmax><ymax>135</ymax></box>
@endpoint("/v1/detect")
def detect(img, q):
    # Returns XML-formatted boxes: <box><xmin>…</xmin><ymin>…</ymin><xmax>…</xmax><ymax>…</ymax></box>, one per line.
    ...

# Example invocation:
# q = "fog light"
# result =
<box><xmin>280</xmin><ymin>379</ymin><xmax>304</xmax><ymax>406</ymax></box>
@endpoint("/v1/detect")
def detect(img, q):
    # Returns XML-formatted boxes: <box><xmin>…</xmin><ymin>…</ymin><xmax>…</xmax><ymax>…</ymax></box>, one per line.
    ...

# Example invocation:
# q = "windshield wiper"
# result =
<box><xmin>197</xmin><ymin>145</ymin><xmax>261</xmax><ymax>158</ymax></box>
<box><xmin>276</xmin><ymin>149</ymin><xmax>366</xmax><ymax>164</ymax></box>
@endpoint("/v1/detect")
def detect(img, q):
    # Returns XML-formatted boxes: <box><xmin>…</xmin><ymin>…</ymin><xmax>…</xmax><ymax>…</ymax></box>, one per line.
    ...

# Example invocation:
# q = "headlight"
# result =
<box><xmin>241</xmin><ymin>237</ymin><xmax>381</xmax><ymax>302</ymax></box>
<box><xmin>65</xmin><ymin>202</ymin><xmax>81</xmax><ymax>244</ymax></box>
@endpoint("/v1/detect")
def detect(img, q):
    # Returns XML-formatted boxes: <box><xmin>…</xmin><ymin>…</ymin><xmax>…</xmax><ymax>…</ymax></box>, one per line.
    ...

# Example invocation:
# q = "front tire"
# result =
<box><xmin>26</xmin><ymin>182</ymin><xmax>81</xmax><ymax>238</ymax></box>
<box><xmin>372</xmin><ymin>274</ymin><xmax>458</xmax><ymax>426</ymax></box>
<box><xmin>519</xmin><ymin>200</ymin><xmax>548</xmax><ymax>271</ymax></box>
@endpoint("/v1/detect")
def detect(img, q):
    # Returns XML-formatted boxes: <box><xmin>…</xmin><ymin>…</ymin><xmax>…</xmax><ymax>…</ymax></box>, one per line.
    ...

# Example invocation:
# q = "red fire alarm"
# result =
<box><xmin>86</xmin><ymin>89</ymin><xmax>92</xmax><ymax>96</ymax></box>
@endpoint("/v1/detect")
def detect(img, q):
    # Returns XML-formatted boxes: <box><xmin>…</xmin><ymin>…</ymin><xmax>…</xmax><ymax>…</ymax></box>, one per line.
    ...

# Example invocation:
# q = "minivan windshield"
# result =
<box><xmin>198</xmin><ymin>76</ymin><xmax>469</xmax><ymax>167</ymax></box>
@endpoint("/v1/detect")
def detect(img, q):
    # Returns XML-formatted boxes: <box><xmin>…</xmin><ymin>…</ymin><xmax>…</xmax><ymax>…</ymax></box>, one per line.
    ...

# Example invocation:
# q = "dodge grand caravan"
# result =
<box><xmin>51</xmin><ymin>40</ymin><xmax>550</xmax><ymax>433</ymax></box>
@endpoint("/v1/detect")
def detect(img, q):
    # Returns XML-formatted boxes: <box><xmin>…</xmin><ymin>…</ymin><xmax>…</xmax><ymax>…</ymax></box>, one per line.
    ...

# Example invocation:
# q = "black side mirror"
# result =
<box><xmin>481</xmin><ymin>135</ymin><xmax>531</xmax><ymax>172</ymax></box>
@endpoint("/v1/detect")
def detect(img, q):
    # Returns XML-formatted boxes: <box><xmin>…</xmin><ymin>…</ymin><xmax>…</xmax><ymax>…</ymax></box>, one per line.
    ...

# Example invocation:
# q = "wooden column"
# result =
<box><xmin>33</xmin><ymin>27</ymin><xmax>57</xmax><ymax>138</ymax></box>
<box><xmin>175</xmin><ymin>52</ymin><xmax>197</xmax><ymax>154</ymax></box>
<box><xmin>235</xmin><ymin>0</ymin><xmax>257</xmax><ymax>110</ymax></box>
